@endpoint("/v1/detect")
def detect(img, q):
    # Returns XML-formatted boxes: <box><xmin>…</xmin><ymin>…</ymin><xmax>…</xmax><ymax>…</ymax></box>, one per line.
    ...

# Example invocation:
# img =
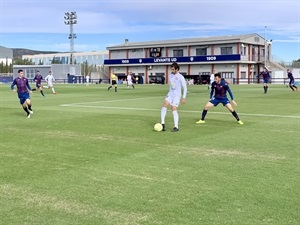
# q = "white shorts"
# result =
<box><xmin>127</xmin><ymin>80</ymin><xmax>133</xmax><ymax>86</ymax></box>
<box><xmin>165</xmin><ymin>94</ymin><xmax>181</xmax><ymax>107</ymax></box>
<box><xmin>47</xmin><ymin>82</ymin><xmax>53</xmax><ymax>87</ymax></box>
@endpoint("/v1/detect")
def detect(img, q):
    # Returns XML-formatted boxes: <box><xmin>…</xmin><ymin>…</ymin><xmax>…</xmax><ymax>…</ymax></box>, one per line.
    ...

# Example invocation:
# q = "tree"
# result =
<box><xmin>51</xmin><ymin>56</ymin><xmax>62</xmax><ymax>64</ymax></box>
<box><xmin>292</xmin><ymin>59</ymin><xmax>300</xmax><ymax>68</ymax></box>
<box><xmin>13</xmin><ymin>58</ymin><xmax>34</xmax><ymax>65</ymax></box>
<box><xmin>84</xmin><ymin>60</ymin><xmax>89</xmax><ymax>76</ymax></box>
<box><xmin>0</xmin><ymin>61</ymin><xmax>4</xmax><ymax>73</ymax></box>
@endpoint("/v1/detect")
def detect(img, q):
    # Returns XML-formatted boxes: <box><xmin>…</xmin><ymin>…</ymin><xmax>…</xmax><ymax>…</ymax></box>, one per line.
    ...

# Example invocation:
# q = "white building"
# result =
<box><xmin>104</xmin><ymin>34</ymin><xmax>280</xmax><ymax>84</ymax></box>
<box><xmin>21</xmin><ymin>50</ymin><xmax>109</xmax><ymax>81</ymax></box>
<box><xmin>22</xmin><ymin>50</ymin><xmax>108</xmax><ymax>66</ymax></box>
<box><xmin>0</xmin><ymin>45</ymin><xmax>13</xmax><ymax>65</ymax></box>
<box><xmin>13</xmin><ymin>64</ymin><xmax>81</xmax><ymax>83</ymax></box>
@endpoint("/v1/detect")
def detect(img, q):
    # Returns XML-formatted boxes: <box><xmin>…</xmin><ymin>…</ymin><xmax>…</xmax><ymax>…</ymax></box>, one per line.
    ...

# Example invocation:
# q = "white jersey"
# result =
<box><xmin>210</xmin><ymin>73</ymin><xmax>215</xmax><ymax>84</ymax></box>
<box><xmin>165</xmin><ymin>73</ymin><xmax>187</xmax><ymax>107</ymax></box>
<box><xmin>86</xmin><ymin>75</ymin><xmax>90</xmax><ymax>83</ymax></box>
<box><xmin>45</xmin><ymin>74</ymin><xmax>55</xmax><ymax>86</ymax></box>
<box><xmin>127</xmin><ymin>74</ymin><xmax>133</xmax><ymax>85</ymax></box>
<box><xmin>167</xmin><ymin>73</ymin><xmax>187</xmax><ymax>98</ymax></box>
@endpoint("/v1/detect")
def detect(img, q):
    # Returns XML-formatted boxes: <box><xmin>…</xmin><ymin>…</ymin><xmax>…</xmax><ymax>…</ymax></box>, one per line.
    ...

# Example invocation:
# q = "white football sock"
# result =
<box><xmin>161</xmin><ymin>107</ymin><xmax>167</xmax><ymax>124</ymax></box>
<box><xmin>173</xmin><ymin>110</ymin><xmax>179</xmax><ymax>128</ymax></box>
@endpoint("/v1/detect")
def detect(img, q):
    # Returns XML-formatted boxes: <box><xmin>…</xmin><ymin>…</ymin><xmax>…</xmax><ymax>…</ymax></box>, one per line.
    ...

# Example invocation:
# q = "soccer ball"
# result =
<box><xmin>154</xmin><ymin>123</ymin><xmax>163</xmax><ymax>132</ymax></box>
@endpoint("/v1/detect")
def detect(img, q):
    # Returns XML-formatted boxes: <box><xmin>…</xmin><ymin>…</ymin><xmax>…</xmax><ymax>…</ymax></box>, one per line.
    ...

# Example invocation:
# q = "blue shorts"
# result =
<box><xmin>36</xmin><ymin>83</ymin><xmax>42</xmax><ymax>88</ymax></box>
<box><xmin>289</xmin><ymin>80</ymin><xmax>295</xmax><ymax>85</ymax></box>
<box><xmin>263</xmin><ymin>79</ymin><xmax>270</xmax><ymax>84</ymax></box>
<box><xmin>18</xmin><ymin>92</ymin><xmax>30</xmax><ymax>105</ymax></box>
<box><xmin>210</xmin><ymin>97</ymin><xmax>230</xmax><ymax>106</ymax></box>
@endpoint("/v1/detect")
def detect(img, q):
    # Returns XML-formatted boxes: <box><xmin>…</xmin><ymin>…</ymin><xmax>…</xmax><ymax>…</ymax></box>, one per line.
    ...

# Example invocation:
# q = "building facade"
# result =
<box><xmin>22</xmin><ymin>50</ymin><xmax>108</xmax><ymax>66</ymax></box>
<box><xmin>21</xmin><ymin>50</ymin><xmax>109</xmax><ymax>81</ymax></box>
<box><xmin>0</xmin><ymin>45</ymin><xmax>13</xmax><ymax>65</ymax></box>
<box><xmin>13</xmin><ymin>64</ymin><xmax>81</xmax><ymax>83</ymax></box>
<box><xmin>104</xmin><ymin>34</ymin><xmax>273</xmax><ymax>84</ymax></box>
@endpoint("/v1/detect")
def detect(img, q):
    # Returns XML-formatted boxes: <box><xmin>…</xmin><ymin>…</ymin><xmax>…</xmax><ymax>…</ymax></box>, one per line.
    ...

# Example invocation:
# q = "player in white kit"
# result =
<box><xmin>208</xmin><ymin>70</ymin><xmax>215</xmax><ymax>91</ymax></box>
<box><xmin>160</xmin><ymin>62</ymin><xmax>187</xmax><ymax>132</ymax></box>
<box><xmin>85</xmin><ymin>75</ymin><xmax>90</xmax><ymax>86</ymax></box>
<box><xmin>44</xmin><ymin>71</ymin><xmax>57</xmax><ymax>94</ymax></box>
<box><xmin>126</xmin><ymin>72</ymin><xmax>135</xmax><ymax>89</ymax></box>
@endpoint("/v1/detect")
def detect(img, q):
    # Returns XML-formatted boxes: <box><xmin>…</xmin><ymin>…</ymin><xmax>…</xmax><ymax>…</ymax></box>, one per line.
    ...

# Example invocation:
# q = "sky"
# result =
<box><xmin>0</xmin><ymin>0</ymin><xmax>299</xmax><ymax>62</ymax></box>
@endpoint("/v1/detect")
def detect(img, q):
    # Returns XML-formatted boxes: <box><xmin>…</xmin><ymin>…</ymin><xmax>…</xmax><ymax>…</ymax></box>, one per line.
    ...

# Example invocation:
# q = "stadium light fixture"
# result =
<box><xmin>64</xmin><ymin>12</ymin><xmax>77</xmax><ymax>65</ymax></box>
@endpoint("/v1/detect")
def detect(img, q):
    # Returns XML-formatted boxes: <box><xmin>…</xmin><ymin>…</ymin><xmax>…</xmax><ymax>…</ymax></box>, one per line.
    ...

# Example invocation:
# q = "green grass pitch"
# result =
<box><xmin>0</xmin><ymin>83</ymin><xmax>299</xmax><ymax>225</ymax></box>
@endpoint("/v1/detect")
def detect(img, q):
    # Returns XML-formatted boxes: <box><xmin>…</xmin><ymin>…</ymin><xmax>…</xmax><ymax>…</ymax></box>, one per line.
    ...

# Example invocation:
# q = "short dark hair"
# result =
<box><xmin>171</xmin><ymin>62</ymin><xmax>180</xmax><ymax>70</ymax></box>
<box><xmin>214</xmin><ymin>72</ymin><xmax>221</xmax><ymax>78</ymax></box>
<box><xmin>18</xmin><ymin>69</ymin><xmax>23</xmax><ymax>73</ymax></box>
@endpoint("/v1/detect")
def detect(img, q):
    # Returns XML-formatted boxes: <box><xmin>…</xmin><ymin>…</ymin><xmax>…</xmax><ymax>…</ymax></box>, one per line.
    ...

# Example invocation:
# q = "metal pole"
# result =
<box><xmin>264</xmin><ymin>26</ymin><xmax>267</xmax><ymax>67</ymax></box>
<box><xmin>64</xmin><ymin>12</ymin><xmax>77</xmax><ymax>65</ymax></box>
<box><xmin>70</xmin><ymin>22</ymin><xmax>74</xmax><ymax>65</ymax></box>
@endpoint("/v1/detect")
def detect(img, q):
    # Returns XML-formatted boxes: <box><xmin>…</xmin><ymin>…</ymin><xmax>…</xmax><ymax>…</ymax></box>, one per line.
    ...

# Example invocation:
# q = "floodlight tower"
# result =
<box><xmin>264</xmin><ymin>26</ymin><xmax>267</xmax><ymax>67</ymax></box>
<box><xmin>64</xmin><ymin>12</ymin><xmax>77</xmax><ymax>65</ymax></box>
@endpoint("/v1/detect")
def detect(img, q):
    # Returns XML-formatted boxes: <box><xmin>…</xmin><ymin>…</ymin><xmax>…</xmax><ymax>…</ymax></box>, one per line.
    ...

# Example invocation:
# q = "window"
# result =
<box><xmin>199</xmin><ymin>72</ymin><xmax>210</xmax><ymax>75</ymax></box>
<box><xmin>241</xmin><ymin>71</ymin><xmax>246</xmax><ymax>79</ymax></box>
<box><xmin>196</xmin><ymin>48</ymin><xmax>207</xmax><ymax>56</ymax></box>
<box><xmin>221</xmin><ymin>47</ymin><xmax>233</xmax><ymax>55</ymax></box>
<box><xmin>222</xmin><ymin>72</ymin><xmax>233</xmax><ymax>78</ymax></box>
<box><xmin>173</xmin><ymin>49</ymin><xmax>183</xmax><ymax>57</ymax></box>
<box><xmin>261</xmin><ymin>48</ymin><xmax>266</xmax><ymax>58</ymax></box>
<box><xmin>241</xmin><ymin>46</ymin><xmax>246</xmax><ymax>56</ymax></box>
<box><xmin>26</xmin><ymin>69</ymin><xmax>35</xmax><ymax>79</ymax></box>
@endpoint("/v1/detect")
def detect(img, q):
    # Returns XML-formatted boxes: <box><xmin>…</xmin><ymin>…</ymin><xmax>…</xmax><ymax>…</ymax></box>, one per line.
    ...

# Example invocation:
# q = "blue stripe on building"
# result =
<box><xmin>104</xmin><ymin>54</ymin><xmax>241</xmax><ymax>65</ymax></box>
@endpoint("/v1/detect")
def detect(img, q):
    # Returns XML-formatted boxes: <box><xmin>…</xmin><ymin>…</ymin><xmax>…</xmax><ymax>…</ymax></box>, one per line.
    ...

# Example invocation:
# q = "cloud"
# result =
<box><xmin>1</xmin><ymin>0</ymin><xmax>299</xmax><ymax>36</ymax></box>
<box><xmin>0</xmin><ymin>0</ymin><xmax>299</xmax><ymax>61</ymax></box>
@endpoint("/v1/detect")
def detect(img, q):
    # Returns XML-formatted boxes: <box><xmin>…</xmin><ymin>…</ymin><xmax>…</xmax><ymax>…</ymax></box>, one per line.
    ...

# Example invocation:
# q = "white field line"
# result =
<box><xmin>61</xmin><ymin>102</ymin><xmax>300</xmax><ymax>119</ymax></box>
<box><xmin>62</xmin><ymin>96</ymin><xmax>161</xmax><ymax>105</ymax></box>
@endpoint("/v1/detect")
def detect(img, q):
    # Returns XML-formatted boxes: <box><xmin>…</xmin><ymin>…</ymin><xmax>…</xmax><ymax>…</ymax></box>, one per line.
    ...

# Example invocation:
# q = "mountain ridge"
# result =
<box><xmin>12</xmin><ymin>48</ymin><xmax>61</xmax><ymax>58</ymax></box>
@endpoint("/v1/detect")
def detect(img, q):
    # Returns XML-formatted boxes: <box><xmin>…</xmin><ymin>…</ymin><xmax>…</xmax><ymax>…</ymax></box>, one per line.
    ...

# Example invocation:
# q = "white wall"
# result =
<box><xmin>128</xmin><ymin>49</ymin><xmax>145</xmax><ymax>58</ymax></box>
<box><xmin>0</xmin><ymin>58</ymin><xmax>12</xmax><ymax>65</ymax></box>
<box><xmin>190</xmin><ymin>64</ymin><xmax>211</xmax><ymax>74</ymax></box>
<box><xmin>110</xmin><ymin>51</ymin><xmax>126</xmax><ymax>59</ymax></box>
<box><xmin>272</xmin><ymin>70</ymin><xmax>284</xmax><ymax>84</ymax></box>
<box><xmin>291</xmin><ymin>69</ymin><xmax>300</xmax><ymax>79</ymax></box>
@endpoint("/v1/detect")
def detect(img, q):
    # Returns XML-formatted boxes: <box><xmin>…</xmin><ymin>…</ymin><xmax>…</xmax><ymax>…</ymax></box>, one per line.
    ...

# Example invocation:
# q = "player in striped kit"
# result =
<box><xmin>32</xmin><ymin>70</ymin><xmax>45</xmax><ymax>96</ymax></box>
<box><xmin>11</xmin><ymin>69</ymin><xmax>34</xmax><ymax>118</ymax></box>
<box><xmin>196</xmin><ymin>73</ymin><xmax>243</xmax><ymax>125</ymax></box>
<box><xmin>258</xmin><ymin>67</ymin><xmax>271</xmax><ymax>94</ymax></box>
<box><xmin>286</xmin><ymin>69</ymin><xmax>298</xmax><ymax>91</ymax></box>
